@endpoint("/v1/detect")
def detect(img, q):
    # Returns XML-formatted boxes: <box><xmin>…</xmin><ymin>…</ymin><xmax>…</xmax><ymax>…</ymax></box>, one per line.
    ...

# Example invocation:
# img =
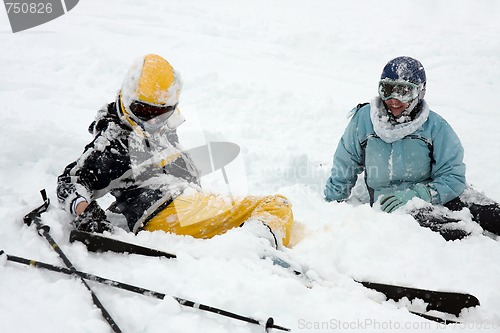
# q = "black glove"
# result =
<box><xmin>73</xmin><ymin>201</ymin><xmax>114</xmax><ymax>233</ymax></box>
<box><xmin>411</xmin><ymin>207</ymin><xmax>469</xmax><ymax>241</ymax></box>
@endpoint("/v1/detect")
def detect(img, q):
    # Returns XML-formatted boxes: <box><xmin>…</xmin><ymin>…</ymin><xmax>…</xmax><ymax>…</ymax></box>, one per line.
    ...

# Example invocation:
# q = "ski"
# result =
<box><xmin>70</xmin><ymin>229</ymin><xmax>480</xmax><ymax>323</ymax></box>
<box><xmin>69</xmin><ymin>229</ymin><xmax>176</xmax><ymax>258</ymax></box>
<box><xmin>356</xmin><ymin>281</ymin><xmax>479</xmax><ymax>317</ymax></box>
<box><xmin>263</xmin><ymin>254</ymin><xmax>474</xmax><ymax>323</ymax></box>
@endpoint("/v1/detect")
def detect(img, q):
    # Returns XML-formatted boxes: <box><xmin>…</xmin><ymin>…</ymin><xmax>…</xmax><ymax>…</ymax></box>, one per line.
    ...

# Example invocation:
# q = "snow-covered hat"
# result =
<box><xmin>119</xmin><ymin>54</ymin><xmax>184</xmax><ymax>132</ymax></box>
<box><xmin>381</xmin><ymin>56</ymin><xmax>426</xmax><ymax>86</ymax></box>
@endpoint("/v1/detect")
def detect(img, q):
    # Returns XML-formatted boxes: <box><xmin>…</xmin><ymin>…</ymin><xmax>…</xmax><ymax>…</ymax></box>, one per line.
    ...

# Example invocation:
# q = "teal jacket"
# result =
<box><xmin>324</xmin><ymin>99</ymin><xmax>466</xmax><ymax>205</ymax></box>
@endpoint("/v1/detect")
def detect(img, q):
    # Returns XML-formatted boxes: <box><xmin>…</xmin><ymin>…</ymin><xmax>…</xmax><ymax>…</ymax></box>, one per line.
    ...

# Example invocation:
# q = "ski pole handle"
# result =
<box><xmin>23</xmin><ymin>189</ymin><xmax>50</xmax><ymax>226</ymax></box>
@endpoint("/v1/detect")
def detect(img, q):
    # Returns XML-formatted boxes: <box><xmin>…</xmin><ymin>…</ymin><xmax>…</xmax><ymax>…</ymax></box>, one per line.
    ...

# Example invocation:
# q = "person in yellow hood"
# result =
<box><xmin>57</xmin><ymin>54</ymin><xmax>293</xmax><ymax>248</ymax></box>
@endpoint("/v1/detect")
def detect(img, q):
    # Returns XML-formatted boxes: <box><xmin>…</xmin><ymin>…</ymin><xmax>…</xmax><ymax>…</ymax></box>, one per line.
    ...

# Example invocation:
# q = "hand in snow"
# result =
<box><xmin>380</xmin><ymin>184</ymin><xmax>431</xmax><ymax>213</ymax></box>
<box><xmin>73</xmin><ymin>201</ymin><xmax>114</xmax><ymax>233</ymax></box>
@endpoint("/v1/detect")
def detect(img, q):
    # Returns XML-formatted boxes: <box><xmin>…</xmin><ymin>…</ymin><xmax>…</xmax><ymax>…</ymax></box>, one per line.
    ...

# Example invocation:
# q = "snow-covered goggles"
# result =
<box><xmin>129</xmin><ymin>101</ymin><xmax>178</xmax><ymax>122</ymax></box>
<box><xmin>378</xmin><ymin>80</ymin><xmax>419</xmax><ymax>103</ymax></box>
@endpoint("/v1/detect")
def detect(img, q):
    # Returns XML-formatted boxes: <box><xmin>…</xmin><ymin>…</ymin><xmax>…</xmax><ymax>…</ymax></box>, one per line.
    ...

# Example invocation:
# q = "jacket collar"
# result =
<box><xmin>370</xmin><ymin>97</ymin><xmax>429</xmax><ymax>143</ymax></box>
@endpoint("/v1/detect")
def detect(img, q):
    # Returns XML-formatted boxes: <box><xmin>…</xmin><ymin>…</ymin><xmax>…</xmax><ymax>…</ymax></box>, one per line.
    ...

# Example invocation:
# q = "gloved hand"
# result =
<box><xmin>73</xmin><ymin>201</ymin><xmax>114</xmax><ymax>233</ymax></box>
<box><xmin>380</xmin><ymin>183</ymin><xmax>431</xmax><ymax>213</ymax></box>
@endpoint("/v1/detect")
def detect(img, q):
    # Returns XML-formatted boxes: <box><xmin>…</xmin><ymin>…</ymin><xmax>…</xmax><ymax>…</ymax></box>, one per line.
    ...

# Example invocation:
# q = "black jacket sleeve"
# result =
<box><xmin>57</xmin><ymin>103</ymin><xmax>131</xmax><ymax>214</ymax></box>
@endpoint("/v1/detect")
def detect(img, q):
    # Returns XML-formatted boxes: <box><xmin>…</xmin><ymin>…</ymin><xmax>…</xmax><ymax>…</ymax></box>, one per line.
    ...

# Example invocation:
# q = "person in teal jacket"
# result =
<box><xmin>325</xmin><ymin>56</ymin><xmax>499</xmax><ymax>240</ymax></box>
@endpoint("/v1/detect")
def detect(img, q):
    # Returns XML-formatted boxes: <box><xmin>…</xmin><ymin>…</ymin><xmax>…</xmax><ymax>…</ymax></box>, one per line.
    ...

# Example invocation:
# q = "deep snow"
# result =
<box><xmin>1</xmin><ymin>1</ymin><xmax>499</xmax><ymax>332</ymax></box>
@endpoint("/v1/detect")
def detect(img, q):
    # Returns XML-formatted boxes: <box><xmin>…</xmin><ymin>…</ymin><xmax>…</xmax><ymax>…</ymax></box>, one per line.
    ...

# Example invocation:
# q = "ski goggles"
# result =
<box><xmin>378</xmin><ymin>80</ymin><xmax>419</xmax><ymax>103</ymax></box>
<box><xmin>129</xmin><ymin>101</ymin><xmax>178</xmax><ymax>122</ymax></box>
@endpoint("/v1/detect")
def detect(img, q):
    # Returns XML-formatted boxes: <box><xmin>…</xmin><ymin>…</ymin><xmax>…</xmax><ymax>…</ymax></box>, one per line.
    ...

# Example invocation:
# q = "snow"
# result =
<box><xmin>1</xmin><ymin>0</ymin><xmax>500</xmax><ymax>332</ymax></box>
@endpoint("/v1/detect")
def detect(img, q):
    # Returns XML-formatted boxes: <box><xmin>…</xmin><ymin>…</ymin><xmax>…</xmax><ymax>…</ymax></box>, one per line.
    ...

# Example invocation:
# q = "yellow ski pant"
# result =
<box><xmin>144</xmin><ymin>193</ymin><xmax>294</xmax><ymax>247</ymax></box>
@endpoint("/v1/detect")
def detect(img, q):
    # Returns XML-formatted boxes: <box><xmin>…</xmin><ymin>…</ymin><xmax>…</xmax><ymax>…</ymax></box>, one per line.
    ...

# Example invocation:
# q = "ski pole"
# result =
<box><xmin>23</xmin><ymin>190</ymin><xmax>123</xmax><ymax>333</ymax></box>
<box><xmin>0</xmin><ymin>251</ymin><xmax>290</xmax><ymax>332</ymax></box>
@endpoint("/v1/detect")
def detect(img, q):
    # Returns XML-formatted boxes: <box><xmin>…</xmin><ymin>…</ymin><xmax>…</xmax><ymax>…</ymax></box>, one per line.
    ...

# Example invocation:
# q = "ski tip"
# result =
<box><xmin>68</xmin><ymin>229</ymin><xmax>80</xmax><ymax>243</ymax></box>
<box><xmin>465</xmin><ymin>294</ymin><xmax>480</xmax><ymax>307</ymax></box>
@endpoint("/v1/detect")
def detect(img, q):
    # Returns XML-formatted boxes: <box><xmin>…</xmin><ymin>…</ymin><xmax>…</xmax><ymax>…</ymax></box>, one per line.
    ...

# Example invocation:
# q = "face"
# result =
<box><xmin>384</xmin><ymin>98</ymin><xmax>409</xmax><ymax>117</ymax></box>
<box><xmin>378</xmin><ymin>80</ymin><xmax>419</xmax><ymax>117</ymax></box>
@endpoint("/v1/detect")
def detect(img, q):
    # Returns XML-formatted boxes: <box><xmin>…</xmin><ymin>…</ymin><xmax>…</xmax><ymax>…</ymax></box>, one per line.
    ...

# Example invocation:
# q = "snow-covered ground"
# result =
<box><xmin>1</xmin><ymin>1</ymin><xmax>500</xmax><ymax>332</ymax></box>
